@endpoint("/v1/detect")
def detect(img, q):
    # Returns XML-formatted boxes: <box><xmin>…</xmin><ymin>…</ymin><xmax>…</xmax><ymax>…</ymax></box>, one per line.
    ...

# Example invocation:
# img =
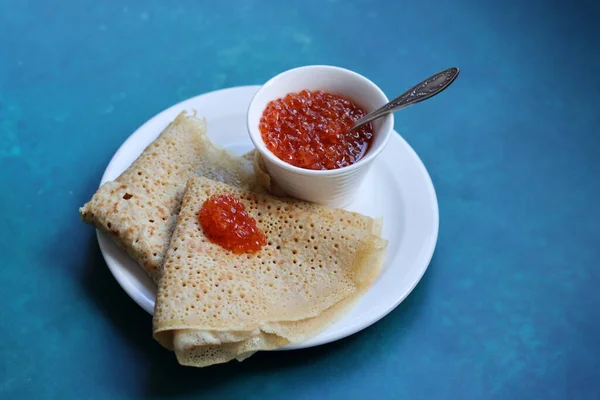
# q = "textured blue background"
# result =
<box><xmin>1</xmin><ymin>0</ymin><xmax>599</xmax><ymax>399</ymax></box>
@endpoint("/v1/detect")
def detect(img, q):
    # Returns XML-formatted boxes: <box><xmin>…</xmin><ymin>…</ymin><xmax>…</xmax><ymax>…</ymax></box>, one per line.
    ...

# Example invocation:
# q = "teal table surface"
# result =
<box><xmin>1</xmin><ymin>0</ymin><xmax>599</xmax><ymax>399</ymax></box>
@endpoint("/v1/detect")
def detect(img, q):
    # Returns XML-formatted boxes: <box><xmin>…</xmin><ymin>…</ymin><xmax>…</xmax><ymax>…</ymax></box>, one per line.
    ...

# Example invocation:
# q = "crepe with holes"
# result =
<box><xmin>79</xmin><ymin>112</ymin><xmax>260</xmax><ymax>282</ymax></box>
<box><xmin>152</xmin><ymin>176</ymin><xmax>388</xmax><ymax>367</ymax></box>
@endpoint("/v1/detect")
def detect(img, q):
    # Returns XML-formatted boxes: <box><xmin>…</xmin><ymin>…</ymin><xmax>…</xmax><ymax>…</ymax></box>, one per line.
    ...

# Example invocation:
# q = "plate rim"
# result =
<box><xmin>96</xmin><ymin>85</ymin><xmax>439</xmax><ymax>350</ymax></box>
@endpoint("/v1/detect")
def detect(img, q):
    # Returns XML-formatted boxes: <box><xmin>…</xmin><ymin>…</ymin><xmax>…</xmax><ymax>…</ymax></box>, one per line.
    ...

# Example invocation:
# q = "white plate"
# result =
<box><xmin>97</xmin><ymin>86</ymin><xmax>439</xmax><ymax>350</ymax></box>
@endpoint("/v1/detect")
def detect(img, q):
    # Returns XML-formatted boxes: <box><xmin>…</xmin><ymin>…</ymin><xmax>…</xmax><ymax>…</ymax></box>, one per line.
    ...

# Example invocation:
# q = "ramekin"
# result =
<box><xmin>247</xmin><ymin>65</ymin><xmax>393</xmax><ymax>207</ymax></box>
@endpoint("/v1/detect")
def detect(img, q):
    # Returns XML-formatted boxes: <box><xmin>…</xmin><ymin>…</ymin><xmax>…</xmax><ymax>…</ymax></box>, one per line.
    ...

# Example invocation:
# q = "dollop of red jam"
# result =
<box><xmin>198</xmin><ymin>194</ymin><xmax>266</xmax><ymax>254</ymax></box>
<box><xmin>259</xmin><ymin>90</ymin><xmax>374</xmax><ymax>170</ymax></box>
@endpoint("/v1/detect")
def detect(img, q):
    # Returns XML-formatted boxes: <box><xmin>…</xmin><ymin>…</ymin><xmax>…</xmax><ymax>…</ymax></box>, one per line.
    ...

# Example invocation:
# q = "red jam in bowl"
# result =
<box><xmin>259</xmin><ymin>90</ymin><xmax>374</xmax><ymax>170</ymax></box>
<box><xmin>199</xmin><ymin>194</ymin><xmax>266</xmax><ymax>254</ymax></box>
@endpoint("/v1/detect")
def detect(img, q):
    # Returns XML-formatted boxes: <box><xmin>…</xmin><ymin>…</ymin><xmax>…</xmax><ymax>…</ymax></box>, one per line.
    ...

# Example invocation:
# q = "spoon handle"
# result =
<box><xmin>352</xmin><ymin>67</ymin><xmax>460</xmax><ymax>130</ymax></box>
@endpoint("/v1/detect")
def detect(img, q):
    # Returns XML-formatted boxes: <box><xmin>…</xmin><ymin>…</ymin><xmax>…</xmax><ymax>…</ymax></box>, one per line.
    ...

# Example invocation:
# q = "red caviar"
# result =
<box><xmin>259</xmin><ymin>90</ymin><xmax>374</xmax><ymax>170</ymax></box>
<box><xmin>198</xmin><ymin>194</ymin><xmax>266</xmax><ymax>254</ymax></box>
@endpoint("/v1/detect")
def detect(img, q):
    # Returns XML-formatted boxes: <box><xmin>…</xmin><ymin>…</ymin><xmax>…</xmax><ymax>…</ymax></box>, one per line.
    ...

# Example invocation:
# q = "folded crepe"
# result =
<box><xmin>79</xmin><ymin>112</ymin><xmax>260</xmax><ymax>281</ymax></box>
<box><xmin>153</xmin><ymin>176</ymin><xmax>388</xmax><ymax>367</ymax></box>
<box><xmin>80</xmin><ymin>113</ymin><xmax>381</xmax><ymax>282</ymax></box>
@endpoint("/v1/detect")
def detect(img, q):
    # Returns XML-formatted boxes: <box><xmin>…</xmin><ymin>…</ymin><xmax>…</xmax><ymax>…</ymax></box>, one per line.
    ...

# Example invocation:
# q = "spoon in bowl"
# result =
<box><xmin>351</xmin><ymin>67</ymin><xmax>460</xmax><ymax>131</ymax></box>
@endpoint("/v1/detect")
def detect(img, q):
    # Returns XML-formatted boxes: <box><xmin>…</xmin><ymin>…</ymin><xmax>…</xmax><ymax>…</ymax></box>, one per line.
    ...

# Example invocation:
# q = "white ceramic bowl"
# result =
<box><xmin>247</xmin><ymin>65</ymin><xmax>393</xmax><ymax>207</ymax></box>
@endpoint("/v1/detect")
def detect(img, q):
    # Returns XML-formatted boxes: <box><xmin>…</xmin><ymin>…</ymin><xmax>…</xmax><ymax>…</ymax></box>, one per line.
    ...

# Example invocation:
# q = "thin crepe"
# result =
<box><xmin>153</xmin><ymin>176</ymin><xmax>388</xmax><ymax>367</ymax></box>
<box><xmin>79</xmin><ymin>113</ymin><xmax>259</xmax><ymax>281</ymax></box>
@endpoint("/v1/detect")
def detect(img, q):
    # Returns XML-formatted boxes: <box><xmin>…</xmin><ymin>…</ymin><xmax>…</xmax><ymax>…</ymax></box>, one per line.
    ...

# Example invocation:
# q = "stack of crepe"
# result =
<box><xmin>80</xmin><ymin>112</ymin><xmax>388</xmax><ymax>367</ymax></box>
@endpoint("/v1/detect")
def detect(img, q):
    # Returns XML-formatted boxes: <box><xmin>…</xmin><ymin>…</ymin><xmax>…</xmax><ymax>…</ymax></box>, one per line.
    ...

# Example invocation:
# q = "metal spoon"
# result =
<box><xmin>352</xmin><ymin>67</ymin><xmax>460</xmax><ymax>131</ymax></box>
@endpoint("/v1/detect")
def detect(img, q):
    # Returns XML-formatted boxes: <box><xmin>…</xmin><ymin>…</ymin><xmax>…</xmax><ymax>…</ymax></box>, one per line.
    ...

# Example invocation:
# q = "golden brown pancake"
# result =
<box><xmin>152</xmin><ymin>176</ymin><xmax>388</xmax><ymax>367</ymax></box>
<box><xmin>79</xmin><ymin>113</ymin><xmax>259</xmax><ymax>281</ymax></box>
